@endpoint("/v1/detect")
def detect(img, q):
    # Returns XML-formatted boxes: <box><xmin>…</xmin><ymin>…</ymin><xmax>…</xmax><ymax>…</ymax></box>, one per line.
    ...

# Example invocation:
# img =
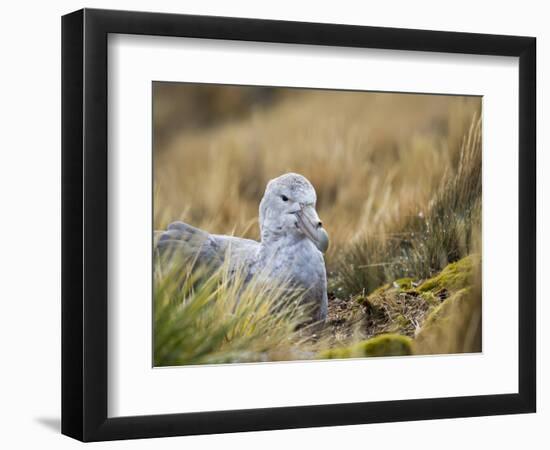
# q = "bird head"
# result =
<box><xmin>259</xmin><ymin>173</ymin><xmax>329</xmax><ymax>253</ymax></box>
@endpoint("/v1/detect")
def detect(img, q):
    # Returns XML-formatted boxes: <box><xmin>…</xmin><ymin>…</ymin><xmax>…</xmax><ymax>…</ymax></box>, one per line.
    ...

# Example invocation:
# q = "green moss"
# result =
<box><xmin>356</xmin><ymin>282</ymin><xmax>390</xmax><ymax>305</ymax></box>
<box><xmin>413</xmin><ymin>285</ymin><xmax>481</xmax><ymax>355</ymax></box>
<box><xmin>418</xmin><ymin>254</ymin><xmax>479</xmax><ymax>293</ymax></box>
<box><xmin>395</xmin><ymin>314</ymin><xmax>410</xmax><ymax>328</ymax></box>
<box><xmin>421</xmin><ymin>288</ymin><xmax>471</xmax><ymax>329</ymax></box>
<box><xmin>393</xmin><ymin>277</ymin><xmax>414</xmax><ymax>291</ymax></box>
<box><xmin>318</xmin><ymin>334</ymin><xmax>413</xmax><ymax>359</ymax></box>
<box><xmin>420</xmin><ymin>291</ymin><xmax>440</xmax><ymax>306</ymax></box>
<box><xmin>354</xmin><ymin>293</ymin><xmax>369</xmax><ymax>305</ymax></box>
<box><xmin>318</xmin><ymin>347</ymin><xmax>353</xmax><ymax>359</ymax></box>
<box><xmin>359</xmin><ymin>334</ymin><xmax>413</xmax><ymax>357</ymax></box>
<box><xmin>370</xmin><ymin>283</ymin><xmax>391</xmax><ymax>297</ymax></box>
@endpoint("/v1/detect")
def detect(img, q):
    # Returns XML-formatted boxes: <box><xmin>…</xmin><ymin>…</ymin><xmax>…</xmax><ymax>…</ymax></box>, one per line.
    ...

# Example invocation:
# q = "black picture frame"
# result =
<box><xmin>61</xmin><ymin>8</ymin><xmax>536</xmax><ymax>442</ymax></box>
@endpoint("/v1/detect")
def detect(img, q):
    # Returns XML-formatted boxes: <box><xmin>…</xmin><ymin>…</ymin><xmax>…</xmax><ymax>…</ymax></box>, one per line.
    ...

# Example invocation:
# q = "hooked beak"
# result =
<box><xmin>295</xmin><ymin>205</ymin><xmax>329</xmax><ymax>253</ymax></box>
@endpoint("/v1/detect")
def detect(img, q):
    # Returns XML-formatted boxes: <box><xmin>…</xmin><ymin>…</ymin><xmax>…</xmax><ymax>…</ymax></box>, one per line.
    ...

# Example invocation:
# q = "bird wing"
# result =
<box><xmin>155</xmin><ymin>221</ymin><xmax>259</xmax><ymax>272</ymax></box>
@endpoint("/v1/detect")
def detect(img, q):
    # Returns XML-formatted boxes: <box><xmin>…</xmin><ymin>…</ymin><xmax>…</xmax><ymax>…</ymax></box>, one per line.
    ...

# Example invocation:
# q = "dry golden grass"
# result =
<box><xmin>154</xmin><ymin>87</ymin><xmax>480</xmax><ymax>268</ymax></box>
<box><xmin>336</xmin><ymin>115</ymin><xmax>481</xmax><ymax>296</ymax></box>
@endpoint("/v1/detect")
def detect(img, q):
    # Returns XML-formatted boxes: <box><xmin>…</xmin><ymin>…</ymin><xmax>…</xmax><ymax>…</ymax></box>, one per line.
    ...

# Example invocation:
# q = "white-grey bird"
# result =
<box><xmin>156</xmin><ymin>173</ymin><xmax>329</xmax><ymax>322</ymax></box>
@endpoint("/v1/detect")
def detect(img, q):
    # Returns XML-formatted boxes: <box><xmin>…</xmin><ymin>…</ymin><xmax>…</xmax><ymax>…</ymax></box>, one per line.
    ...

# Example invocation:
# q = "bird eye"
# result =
<box><xmin>281</xmin><ymin>195</ymin><xmax>289</xmax><ymax>202</ymax></box>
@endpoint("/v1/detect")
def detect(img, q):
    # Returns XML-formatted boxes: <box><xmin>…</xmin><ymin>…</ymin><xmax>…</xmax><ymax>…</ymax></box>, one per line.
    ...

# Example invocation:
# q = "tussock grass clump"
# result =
<box><xmin>154</xmin><ymin>258</ymin><xmax>313</xmax><ymax>366</ymax></box>
<box><xmin>334</xmin><ymin>117</ymin><xmax>482</xmax><ymax>297</ymax></box>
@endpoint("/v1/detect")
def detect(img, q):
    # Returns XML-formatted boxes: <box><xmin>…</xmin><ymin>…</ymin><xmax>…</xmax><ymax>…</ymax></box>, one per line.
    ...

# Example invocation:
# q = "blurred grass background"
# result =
<box><xmin>153</xmin><ymin>83</ymin><xmax>482</xmax><ymax>365</ymax></box>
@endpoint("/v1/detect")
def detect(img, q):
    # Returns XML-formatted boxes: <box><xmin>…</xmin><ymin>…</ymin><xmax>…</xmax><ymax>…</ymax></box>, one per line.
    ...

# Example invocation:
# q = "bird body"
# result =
<box><xmin>157</xmin><ymin>173</ymin><xmax>329</xmax><ymax>322</ymax></box>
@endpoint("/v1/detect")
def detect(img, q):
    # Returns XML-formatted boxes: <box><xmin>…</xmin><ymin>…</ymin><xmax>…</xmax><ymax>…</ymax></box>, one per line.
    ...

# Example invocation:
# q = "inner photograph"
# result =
<box><xmin>152</xmin><ymin>82</ymin><xmax>482</xmax><ymax>367</ymax></box>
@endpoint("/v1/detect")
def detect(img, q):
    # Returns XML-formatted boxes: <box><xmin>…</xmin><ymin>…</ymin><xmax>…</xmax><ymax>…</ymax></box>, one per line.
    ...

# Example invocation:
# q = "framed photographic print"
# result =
<box><xmin>61</xmin><ymin>8</ymin><xmax>536</xmax><ymax>442</ymax></box>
